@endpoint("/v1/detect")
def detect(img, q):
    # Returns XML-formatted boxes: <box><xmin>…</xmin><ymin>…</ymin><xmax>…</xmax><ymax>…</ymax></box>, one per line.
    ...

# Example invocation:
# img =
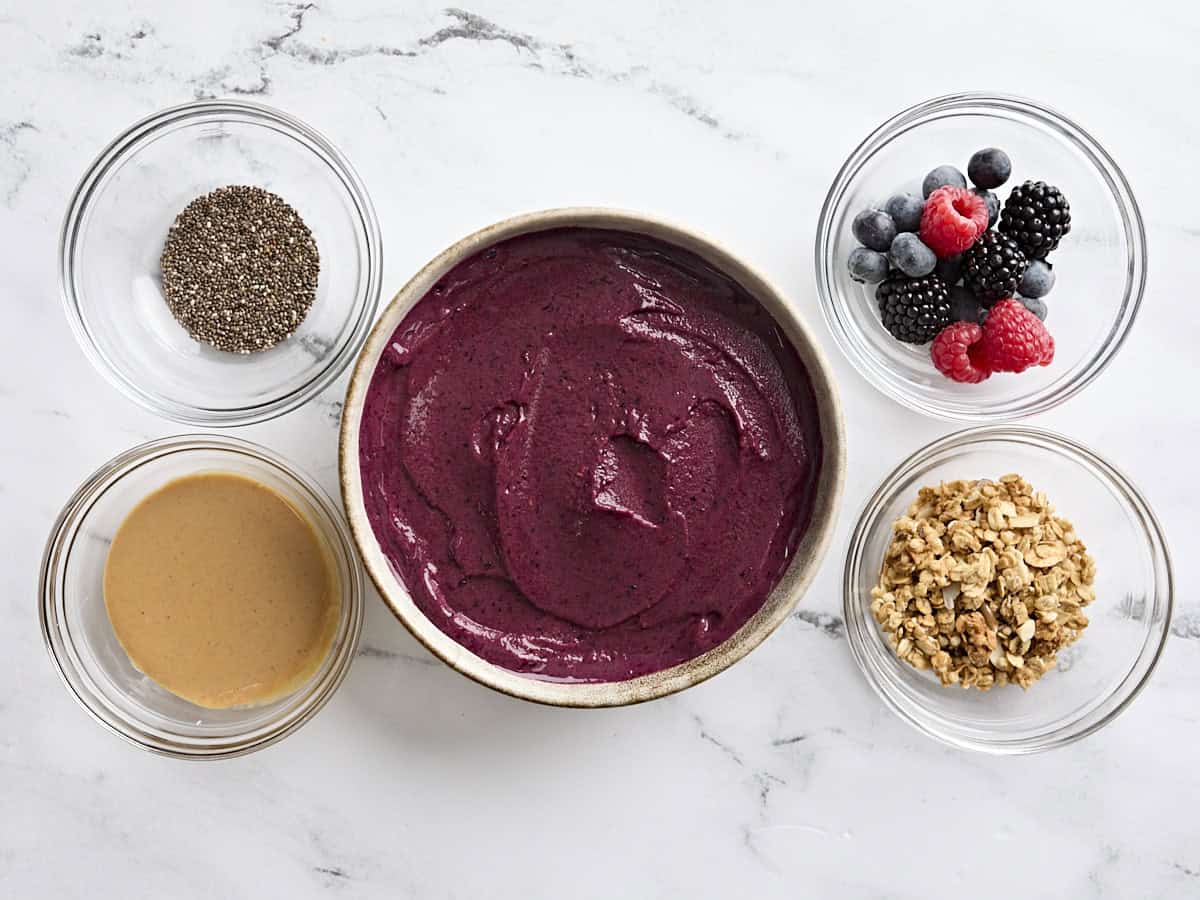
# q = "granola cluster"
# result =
<box><xmin>870</xmin><ymin>474</ymin><xmax>1095</xmax><ymax>690</ymax></box>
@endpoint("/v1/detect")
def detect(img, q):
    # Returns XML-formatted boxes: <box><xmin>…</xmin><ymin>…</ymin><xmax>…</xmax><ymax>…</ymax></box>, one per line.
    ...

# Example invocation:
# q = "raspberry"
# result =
<box><xmin>931</xmin><ymin>322</ymin><xmax>991</xmax><ymax>383</ymax></box>
<box><xmin>1041</xmin><ymin>333</ymin><xmax>1056</xmax><ymax>365</ymax></box>
<box><xmin>980</xmin><ymin>298</ymin><xmax>1054</xmax><ymax>373</ymax></box>
<box><xmin>920</xmin><ymin>186</ymin><xmax>989</xmax><ymax>258</ymax></box>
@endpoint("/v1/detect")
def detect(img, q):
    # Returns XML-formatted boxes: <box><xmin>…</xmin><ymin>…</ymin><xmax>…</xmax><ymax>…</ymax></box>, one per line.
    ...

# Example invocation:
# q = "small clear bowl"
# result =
<box><xmin>844</xmin><ymin>425</ymin><xmax>1172</xmax><ymax>753</ymax></box>
<box><xmin>40</xmin><ymin>435</ymin><xmax>364</xmax><ymax>759</ymax></box>
<box><xmin>60</xmin><ymin>99</ymin><xmax>382</xmax><ymax>426</ymax></box>
<box><xmin>816</xmin><ymin>93</ymin><xmax>1146</xmax><ymax>420</ymax></box>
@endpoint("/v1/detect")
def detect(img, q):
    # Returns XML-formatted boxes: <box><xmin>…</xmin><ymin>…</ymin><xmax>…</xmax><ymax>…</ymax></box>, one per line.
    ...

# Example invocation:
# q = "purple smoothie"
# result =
<box><xmin>358</xmin><ymin>228</ymin><xmax>823</xmax><ymax>681</ymax></box>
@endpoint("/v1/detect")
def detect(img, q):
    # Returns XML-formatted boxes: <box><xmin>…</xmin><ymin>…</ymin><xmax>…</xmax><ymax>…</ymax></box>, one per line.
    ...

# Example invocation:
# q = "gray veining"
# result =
<box><xmin>1</xmin><ymin>1</ymin><xmax>1196</xmax><ymax>898</ymax></box>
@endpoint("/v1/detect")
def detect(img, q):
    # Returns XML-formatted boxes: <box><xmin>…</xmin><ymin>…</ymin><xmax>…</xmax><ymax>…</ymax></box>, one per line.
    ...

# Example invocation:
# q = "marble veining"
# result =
<box><xmin>2</xmin><ymin>1</ymin><xmax>1198</xmax><ymax>898</ymax></box>
<box><xmin>322</xmin><ymin>399</ymin><xmax>344</xmax><ymax>429</ymax></box>
<box><xmin>792</xmin><ymin>609</ymin><xmax>845</xmax><ymax>639</ymax></box>
<box><xmin>0</xmin><ymin>121</ymin><xmax>38</xmax><ymax>206</ymax></box>
<box><xmin>53</xmin><ymin>5</ymin><xmax>744</xmax><ymax>146</ymax></box>
<box><xmin>355</xmin><ymin>643</ymin><xmax>439</xmax><ymax>668</ymax></box>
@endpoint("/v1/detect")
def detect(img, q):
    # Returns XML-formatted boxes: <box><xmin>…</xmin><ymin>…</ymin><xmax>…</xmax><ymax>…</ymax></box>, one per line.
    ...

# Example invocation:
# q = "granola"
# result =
<box><xmin>869</xmin><ymin>474</ymin><xmax>1095</xmax><ymax>690</ymax></box>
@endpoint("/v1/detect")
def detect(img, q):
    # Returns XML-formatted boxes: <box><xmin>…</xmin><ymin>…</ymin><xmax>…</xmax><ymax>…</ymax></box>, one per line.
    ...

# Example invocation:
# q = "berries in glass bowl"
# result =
<box><xmin>816</xmin><ymin>93</ymin><xmax>1146</xmax><ymax>421</ymax></box>
<box><xmin>842</xmin><ymin>143</ymin><xmax>1073</xmax><ymax>386</ymax></box>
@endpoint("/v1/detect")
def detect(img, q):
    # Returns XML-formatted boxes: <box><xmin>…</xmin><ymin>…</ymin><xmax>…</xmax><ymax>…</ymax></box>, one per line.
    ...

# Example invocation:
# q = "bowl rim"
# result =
<box><xmin>39</xmin><ymin>433</ymin><xmax>365</xmax><ymax>759</ymax></box>
<box><xmin>843</xmin><ymin>423</ymin><xmax>1174</xmax><ymax>754</ymax></box>
<box><xmin>58</xmin><ymin>98</ymin><xmax>383</xmax><ymax>427</ymax></box>
<box><xmin>815</xmin><ymin>91</ymin><xmax>1148</xmax><ymax>421</ymax></box>
<box><xmin>339</xmin><ymin>206</ymin><xmax>847</xmax><ymax>707</ymax></box>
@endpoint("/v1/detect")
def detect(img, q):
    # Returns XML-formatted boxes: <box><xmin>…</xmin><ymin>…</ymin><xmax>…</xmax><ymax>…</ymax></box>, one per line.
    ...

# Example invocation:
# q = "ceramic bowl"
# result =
<box><xmin>340</xmin><ymin>207</ymin><xmax>846</xmax><ymax>706</ymax></box>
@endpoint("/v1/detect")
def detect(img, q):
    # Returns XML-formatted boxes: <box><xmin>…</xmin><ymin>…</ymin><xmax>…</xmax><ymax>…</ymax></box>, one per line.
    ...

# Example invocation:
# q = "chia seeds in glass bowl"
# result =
<box><xmin>60</xmin><ymin>99</ymin><xmax>382</xmax><ymax>427</ymax></box>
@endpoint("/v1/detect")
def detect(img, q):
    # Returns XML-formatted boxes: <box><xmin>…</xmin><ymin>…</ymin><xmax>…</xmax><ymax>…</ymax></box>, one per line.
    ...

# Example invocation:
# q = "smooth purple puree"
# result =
<box><xmin>358</xmin><ymin>228</ymin><xmax>823</xmax><ymax>681</ymax></box>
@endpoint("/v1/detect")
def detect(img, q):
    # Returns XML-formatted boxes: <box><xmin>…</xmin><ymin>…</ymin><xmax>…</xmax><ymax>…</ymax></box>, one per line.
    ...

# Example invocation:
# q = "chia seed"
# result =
<box><xmin>159</xmin><ymin>185</ymin><xmax>319</xmax><ymax>354</ymax></box>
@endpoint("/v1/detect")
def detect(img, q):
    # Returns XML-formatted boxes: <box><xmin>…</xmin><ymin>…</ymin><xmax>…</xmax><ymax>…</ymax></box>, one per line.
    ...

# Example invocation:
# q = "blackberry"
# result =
<box><xmin>876</xmin><ymin>273</ymin><xmax>951</xmax><ymax>344</ymax></box>
<box><xmin>962</xmin><ymin>231</ymin><xmax>1029</xmax><ymax>304</ymax></box>
<box><xmin>999</xmin><ymin>181</ymin><xmax>1071</xmax><ymax>259</ymax></box>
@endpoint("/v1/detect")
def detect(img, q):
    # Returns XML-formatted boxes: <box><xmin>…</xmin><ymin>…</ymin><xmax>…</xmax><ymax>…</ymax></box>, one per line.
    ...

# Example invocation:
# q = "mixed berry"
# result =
<box><xmin>846</xmin><ymin>147</ymin><xmax>1071</xmax><ymax>383</ymax></box>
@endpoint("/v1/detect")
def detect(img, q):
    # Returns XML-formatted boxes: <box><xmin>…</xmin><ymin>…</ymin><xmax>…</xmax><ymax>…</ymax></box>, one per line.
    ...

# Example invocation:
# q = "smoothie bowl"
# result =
<box><xmin>340</xmin><ymin>208</ymin><xmax>845</xmax><ymax>706</ymax></box>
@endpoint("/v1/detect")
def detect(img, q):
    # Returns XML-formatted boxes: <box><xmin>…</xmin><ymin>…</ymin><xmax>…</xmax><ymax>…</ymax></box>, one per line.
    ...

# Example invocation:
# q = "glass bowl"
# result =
<box><xmin>816</xmin><ymin>93</ymin><xmax>1146</xmax><ymax>420</ymax></box>
<box><xmin>844</xmin><ymin>425</ymin><xmax>1172</xmax><ymax>754</ymax></box>
<box><xmin>40</xmin><ymin>435</ymin><xmax>364</xmax><ymax>759</ymax></box>
<box><xmin>60</xmin><ymin>99</ymin><xmax>382</xmax><ymax>426</ymax></box>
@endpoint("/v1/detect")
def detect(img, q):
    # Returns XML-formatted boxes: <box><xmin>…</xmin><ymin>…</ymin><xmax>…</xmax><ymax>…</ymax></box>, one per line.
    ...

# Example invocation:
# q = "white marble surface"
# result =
<box><xmin>2</xmin><ymin>1</ymin><xmax>1197</xmax><ymax>897</ymax></box>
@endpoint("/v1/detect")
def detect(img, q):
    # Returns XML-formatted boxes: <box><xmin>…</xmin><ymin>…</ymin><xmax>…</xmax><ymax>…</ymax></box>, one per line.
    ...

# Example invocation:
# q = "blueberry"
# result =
<box><xmin>949</xmin><ymin>285</ymin><xmax>985</xmax><ymax>324</ymax></box>
<box><xmin>935</xmin><ymin>254</ymin><xmax>963</xmax><ymax>286</ymax></box>
<box><xmin>922</xmin><ymin>165</ymin><xmax>967</xmax><ymax>198</ymax></box>
<box><xmin>888</xmin><ymin>233</ymin><xmax>937</xmax><ymax>277</ymax></box>
<box><xmin>974</xmin><ymin>188</ymin><xmax>1000</xmax><ymax>228</ymax></box>
<box><xmin>852</xmin><ymin>209</ymin><xmax>897</xmax><ymax>251</ymax></box>
<box><xmin>848</xmin><ymin>247</ymin><xmax>889</xmax><ymax>284</ymax></box>
<box><xmin>1019</xmin><ymin>295</ymin><xmax>1048</xmax><ymax>321</ymax></box>
<box><xmin>967</xmin><ymin>148</ymin><xmax>1012</xmax><ymax>189</ymax></box>
<box><xmin>1018</xmin><ymin>260</ymin><xmax>1055</xmax><ymax>298</ymax></box>
<box><xmin>885</xmin><ymin>193</ymin><xmax>924</xmax><ymax>233</ymax></box>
